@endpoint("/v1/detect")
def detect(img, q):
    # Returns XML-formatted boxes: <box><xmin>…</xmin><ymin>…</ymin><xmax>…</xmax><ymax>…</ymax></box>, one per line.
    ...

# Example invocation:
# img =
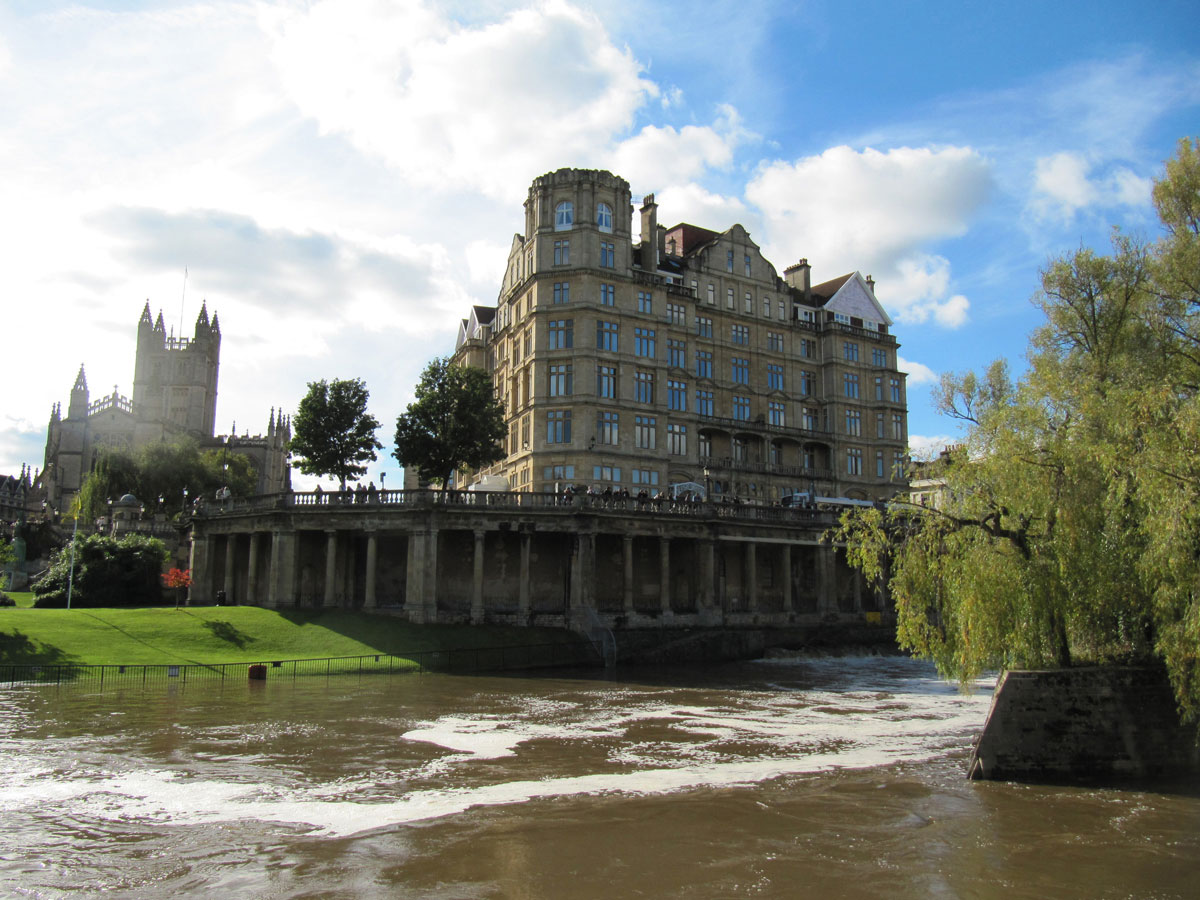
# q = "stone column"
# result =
<box><xmin>405</xmin><ymin>528</ymin><xmax>439</xmax><ymax>623</ymax></box>
<box><xmin>853</xmin><ymin>568</ymin><xmax>864</xmax><ymax>614</ymax></box>
<box><xmin>188</xmin><ymin>533</ymin><xmax>212</xmax><ymax>605</ymax></box>
<box><xmin>659</xmin><ymin>537</ymin><xmax>672</xmax><ymax>617</ymax></box>
<box><xmin>472</xmin><ymin>530</ymin><xmax>486</xmax><ymax>624</ymax></box>
<box><xmin>518</xmin><ymin>532</ymin><xmax>532</xmax><ymax>623</ymax></box>
<box><xmin>817</xmin><ymin>544</ymin><xmax>837</xmax><ymax>614</ymax></box>
<box><xmin>698</xmin><ymin>537</ymin><xmax>717</xmax><ymax>623</ymax></box>
<box><xmin>745</xmin><ymin>541</ymin><xmax>757</xmax><ymax>614</ymax></box>
<box><xmin>364</xmin><ymin>530</ymin><xmax>378</xmax><ymax>608</ymax></box>
<box><xmin>223</xmin><ymin>534</ymin><xmax>236</xmax><ymax>604</ymax></box>
<box><xmin>622</xmin><ymin>535</ymin><xmax>634</xmax><ymax>617</ymax></box>
<box><xmin>268</xmin><ymin>529</ymin><xmax>296</xmax><ymax>608</ymax></box>
<box><xmin>323</xmin><ymin>529</ymin><xmax>337</xmax><ymax>608</ymax></box>
<box><xmin>782</xmin><ymin>544</ymin><xmax>793</xmax><ymax>613</ymax></box>
<box><xmin>247</xmin><ymin>532</ymin><xmax>261</xmax><ymax>606</ymax></box>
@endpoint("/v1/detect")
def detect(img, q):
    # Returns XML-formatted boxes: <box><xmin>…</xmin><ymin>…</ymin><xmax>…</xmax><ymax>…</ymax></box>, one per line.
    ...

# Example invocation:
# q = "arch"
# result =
<box><xmin>596</xmin><ymin>202</ymin><xmax>613</xmax><ymax>232</ymax></box>
<box><xmin>555</xmin><ymin>200</ymin><xmax>574</xmax><ymax>230</ymax></box>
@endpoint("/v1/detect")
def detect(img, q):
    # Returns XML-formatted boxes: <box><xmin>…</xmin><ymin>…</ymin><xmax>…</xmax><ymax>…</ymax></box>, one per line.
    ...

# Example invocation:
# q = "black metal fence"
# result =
<box><xmin>0</xmin><ymin>639</ymin><xmax>600</xmax><ymax>689</ymax></box>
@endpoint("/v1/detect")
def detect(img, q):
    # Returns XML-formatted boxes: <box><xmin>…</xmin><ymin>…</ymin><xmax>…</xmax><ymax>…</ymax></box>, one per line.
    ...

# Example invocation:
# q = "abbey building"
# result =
<box><xmin>453</xmin><ymin>168</ymin><xmax>908</xmax><ymax>503</ymax></box>
<box><xmin>41</xmin><ymin>302</ymin><xmax>291</xmax><ymax>511</ymax></box>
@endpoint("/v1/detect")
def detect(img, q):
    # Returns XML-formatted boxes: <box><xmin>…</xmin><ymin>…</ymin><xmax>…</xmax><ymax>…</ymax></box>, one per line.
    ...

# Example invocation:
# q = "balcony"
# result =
<box><xmin>700</xmin><ymin>456</ymin><xmax>834</xmax><ymax>481</ymax></box>
<box><xmin>696</xmin><ymin>414</ymin><xmax>830</xmax><ymax>442</ymax></box>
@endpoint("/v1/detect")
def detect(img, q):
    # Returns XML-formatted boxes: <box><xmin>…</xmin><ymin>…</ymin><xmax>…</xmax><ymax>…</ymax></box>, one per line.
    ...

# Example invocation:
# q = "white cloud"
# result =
<box><xmin>897</xmin><ymin>356</ymin><xmax>938</xmax><ymax>386</ymax></box>
<box><xmin>1030</xmin><ymin>152</ymin><xmax>1157</xmax><ymax>221</ymax></box>
<box><xmin>265</xmin><ymin>0</ymin><xmax>658</xmax><ymax>201</ymax></box>
<box><xmin>745</xmin><ymin>145</ymin><xmax>990</xmax><ymax>328</ymax></box>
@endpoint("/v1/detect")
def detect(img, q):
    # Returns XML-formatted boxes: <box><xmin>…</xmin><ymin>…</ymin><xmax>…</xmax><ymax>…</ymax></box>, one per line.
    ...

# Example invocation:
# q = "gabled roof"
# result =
<box><xmin>819</xmin><ymin>272</ymin><xmax>893</xmax><ymax>327</ymax></box>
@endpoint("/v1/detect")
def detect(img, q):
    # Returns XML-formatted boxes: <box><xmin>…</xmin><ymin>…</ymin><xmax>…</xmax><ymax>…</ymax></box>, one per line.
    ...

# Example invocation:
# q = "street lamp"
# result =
<box><xmin>380</xmin><ymin>471</ymin><xmax>386</xmax><ymax>494</ymax></box>
<box><xmin>703</xmin><ymin>466</ymin><xmax>711</xmax><ymax>502</ymax></box>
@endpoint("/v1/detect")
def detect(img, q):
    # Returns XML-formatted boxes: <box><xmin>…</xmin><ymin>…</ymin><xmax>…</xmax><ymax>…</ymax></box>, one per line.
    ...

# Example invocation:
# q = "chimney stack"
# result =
<box><xmin>866</xmin><ymin>274</ymin><xmax>876</xmax><ymax>294</ymax></box>
<box><xmin>640</xmin><ymin>194</ymin><xmax>658</xmax><ymax>271</ymax></box>
<box><xmin>784</xmin><ymin>259</ymin><xmax>812</xmax><ymax>304</ymax></box>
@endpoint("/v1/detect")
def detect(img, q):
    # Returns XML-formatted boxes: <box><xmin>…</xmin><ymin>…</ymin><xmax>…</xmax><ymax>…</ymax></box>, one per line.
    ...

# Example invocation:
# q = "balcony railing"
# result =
<box><xmin>699</xmin><ymin>456</ymin><xmax>834</xmax><ymax>481</ymax></box>
<box><xmin>696</xmin><ymin>415</ymin><xmax>830</xmax><ymax>441</ymax></box>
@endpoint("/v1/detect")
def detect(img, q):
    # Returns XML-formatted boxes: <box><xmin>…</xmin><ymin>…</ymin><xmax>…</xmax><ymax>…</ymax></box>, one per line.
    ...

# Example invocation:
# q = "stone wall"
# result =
<box><xmin>969</xmin><ymin>666</ymin><xmax>1200</xmax><ymax>783</ymax></box>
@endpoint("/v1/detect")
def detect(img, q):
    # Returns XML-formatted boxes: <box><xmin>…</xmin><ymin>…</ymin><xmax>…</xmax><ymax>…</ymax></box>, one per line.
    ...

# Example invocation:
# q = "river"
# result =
<box><xmin>1</xmin><ymin>656</ymin><xmax>1196</xmax><ymax>898</ymax></box>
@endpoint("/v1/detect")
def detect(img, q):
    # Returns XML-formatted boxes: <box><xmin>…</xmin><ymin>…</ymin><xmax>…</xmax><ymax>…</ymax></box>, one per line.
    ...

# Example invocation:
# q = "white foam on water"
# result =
<box><xmin>0</xmin><ymin>658</ymin><xmax>995</xmax><ymax>839</ymax></box>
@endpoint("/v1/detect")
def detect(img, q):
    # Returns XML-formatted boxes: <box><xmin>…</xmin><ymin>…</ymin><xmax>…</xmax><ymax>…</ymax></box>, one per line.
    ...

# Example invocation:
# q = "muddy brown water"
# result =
<box><xmin>1</xmin><ymin>656</ymin><xmax>1196</xmax><ymax>898</ymax></box>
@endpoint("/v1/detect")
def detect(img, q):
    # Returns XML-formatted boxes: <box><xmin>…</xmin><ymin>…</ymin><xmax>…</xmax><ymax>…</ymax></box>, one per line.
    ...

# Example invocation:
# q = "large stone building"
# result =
<box><xmin>40</xmin><ymin>302</ymin><xmax>291</xmax><ymax>511</ymax></box>
<box><xmin>453</xmin><ymin>168</ymin><xmax>908</xmax><ymax>503</ymax></box>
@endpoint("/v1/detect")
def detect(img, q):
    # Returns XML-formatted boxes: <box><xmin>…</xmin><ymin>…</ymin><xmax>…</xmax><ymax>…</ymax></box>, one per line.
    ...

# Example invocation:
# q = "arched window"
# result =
<box><xmin>596</xmin><ymin>202</ymin><xmax>613</xmax><ymax>232</ymax></box>
<box><xmin>555</xmin><ymin>200</ymin><xmax>574</xmax><ymax>230</ymax></box>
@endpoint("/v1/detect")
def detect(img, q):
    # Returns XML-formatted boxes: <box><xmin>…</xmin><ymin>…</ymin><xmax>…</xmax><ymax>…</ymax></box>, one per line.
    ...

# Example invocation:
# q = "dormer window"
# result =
<box><xmin>555</xmin><ymin>200</ymin><xmax>574</xmax><ymax>230</ymax></box>
<box><xmin>596</xmin><ymin>202</ymin><xmax>613</xmax><ymax>232</ymax></box>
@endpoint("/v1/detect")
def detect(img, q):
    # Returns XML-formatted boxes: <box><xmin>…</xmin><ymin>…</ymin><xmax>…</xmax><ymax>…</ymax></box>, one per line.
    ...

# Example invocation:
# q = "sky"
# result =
<box><xmin>1</xmin><ymin>0</ymin><xmax>1197</xmax><ymax>489</ymax></box>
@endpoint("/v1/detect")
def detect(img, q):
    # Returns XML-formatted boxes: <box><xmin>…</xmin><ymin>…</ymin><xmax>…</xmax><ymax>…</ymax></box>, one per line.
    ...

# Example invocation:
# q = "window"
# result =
<box><xmin>696</xmin><ymin>390</ymin><xmax>714</xmax><ymax>416</ymax></box>
<box><xmin>668</xmin><ymin>338</ymin><xmax>686</xmax><ymax>368</ymax></box>
<box><xmin>894</xmin><ymin>452</ymin><xmax>905</xmax><ymax>481</ymax></box>
<box><xmin>549</xmin><ymin>364</ymin><xmax>573</xmax><ymax>397</ymax></box>
<box><xmin>524</xmin><ymin>330</ymin><xmax>532</xmax><ymax>357</ymax></box>
<box><xmin>768</xmin><ymin>401</ymin><xmax>785</xmax><ymax>426</ymax></box>
<box><xmin>803</xmin><ymin>447</ymin><xmax>814</xmax><ymax>470</ymax></box>
<box><xmin>767</xmin><ymin>331</ymin><xmax>784</xmax><ymax>352</ymax></box>
<box><xmin>635</xmin><ymin>370</ymin><xmax>654</xmax><ymax>404</ymax></box>
<box><xmin>800</xmin><ymin>338</ymin><xmax>816</xmax><ymax>358</ymax></box>
<box><xmin>844</xmin><ymin>373</ymin><xmax>860</xmax><ymax>399</ymax></box>
<box><xmin>593</xmin><ymin>465</ymin><xmax>621</xmax><ymax>483</ymax></box>
<box><xmin>555</xmin><ymin>200</ymin><xmax>573</xmax><ymax>230</ymax></box>
<box><xmin>553</xmin><ymin>240</ymin><xmax>570</xmax><ymax>265</ymax></box>
<box><xmin>553</xmin><ymin>282</ymin><xmax>570</xmax><ymax>304</ymax></box>
<box><xmin>733</xmin><ymin>437</ymin><xmax>747</xmax><ymax>461</ymax></box>
<box><xmin>600</xmin><ymin>241</ymin><xmax>615</xmax><ymax>268</ymax></box>
<box><xmin>597</xmin><ymin>364</ymin><xmax>616</xmax><ymax>399</ymax></box>
<box><xmin>544</xmin><ymin>464</ymin><xmax>575</xmax><ymax>481</ymax></box>
<box><xmin>844</xmin><ymin>341</ymin><xmax>859</xmax><ymax>362</ymax></box>
<box><xmin>731</xmin><ymin>324</ymin><xmax>749</xmax><ymax>344</ymax></box>
<box><xmin>803</xmin><ymin>407</ymin><xmax>818</xmax><ymax>431</ymax></box>
<box><xmin>667</xmin><ymin>423</ymin><xmax>686</xmax><ymax>455</ymax></box>
<box><xmin>549</xmin><ymin>319</ymin><xmax>573</xmax><ymax>349</ymax></box>
<box><xmin>667</xmin><ymin>302</ymin><xmax>686</xmax><ymax>325</ymax></box>
<box><xmin>546</xmin><ymin>410</ymin><xmax>572</xmax><ymax>443</ymax></box>
<box><xmin>744</xmin><ymin>291</ymin><xmax>753</xmax><ymax>313</ymax></box>
<box><xmin>847</xmin><ymin>448</ymin><xmax>863</xmax><ymax>476</ymax></box>
<box><xmin>874</xmin><ymin>377</ymin><xmax>884</xmax><ymax>401</ymax></box>
<box><xmin>597</xmin><ymin>320</ymin><xmax>618</xmax><ymax>352</ymax></box>
<box><xmin>597</xmin><ymin>410</ymin><xmax>618</xmax><ymax>445</ymax></box>
<box><xmin>600</xmin><ymin>283</ymin><xmax>615</xmax><ymax>306</ymax></box>
<box><xmin>726</xmin><ymin>288</ymin><xmax>735</xmax><ymax>308</ymax></box>
<box><xmin>845</xmin><ymin>409</ymin><xmax>861</xmax><ymax>436</ymax></box>
<box><xmin>877</xmin><ymin>451</ymin><xmax>886</xmax><ymax>478</ymax></box>
<box><xmin>731</xmin><ymin>357</ymin><xmax>749</xmax><ymax>384</ymax></box>
<box><xmin>876</xmin><ymin>413</ymin><xmax>885</xmax><ymax>438</ymax></box>
<box><xmin>763</xmin><ymin>296</ymin><xmax>771</xmax><ymax>318</ymax></box>
<box><xmin>890</xmin><ymin>377</ymin><xmax>903</xmax><ymax>403</ymax></box>
<box><xmin>733</xmin><ymin>396</ymin><xmax>751</xmax><ymax>420</ymax></box>
<box><xmin>634</xmin><ymin>327</ymin><xmax>656</xmax><ymax>357</ymax></box>
<box><xmin>635</xmin><ymin>415</ymin><xmax>656</xmax><ymax>449</ymax></box>
<box><xmin>667</xmin><ymin>379</ymin><xmax>687</xmax><ymax>410</ymax></box>
<box><xmin>766</xmin><ymin>363</ymin><xmax>784</xmax><ymax>391</ymax></box>
<box><xmin>892</xmin><ymin>412</ymin><xmax>904</xmax><ymax>440</ymax></box>
<box><xmin>706</xmin><ymin>284</ymin><xmax>715</xmax><ymax>305</ymax></box>
<box><xmin>800</xmin><ymin>370</ymin><xmax>814</xmax><ymax>396</ymax></box>
<box><xmin>699</xmin><ymin>433</ymin><xmax>712</xmax><ymax>457</ymax></box>
<box><xmin>695</xmin><ymin>350</ymin><xmax>712</xmax><ymax>378</ymax></box>
<box><xmin>872</xmin><ymin>348</ymin><xmax>888</xmax><ymax>367</ymax></box>
<box><xmin>637</xmin><ymin>291</ymin><xmax>652</xmax><ymax>314</ymax></box>
<box><xmin>834</xmin><ymin>311</ymin><xmax>850</xmax><ymax>325</ymax></box>
<box><xmin>696</xmin><ymin>316</ymin><xmax>713</xmax><ymax>338</ymax></box>
<box><xmin>778</xmin><ymin>299</ymin><xmax>785</xmax><ymax>320</ymax></box>
<box><xmin>744</xmin><ymin>254</ymin><xmax>752</xmax><ymax>276</ymax></box>
<box><xmin>726</xmin><ymin>249</ymin><xmax>734</xmax><ymax>272</ymax></box>
<box><xmin>596</xmin><ymin>202</ymin><xmax>612</xmax><ymax>232</ymax></box>
<box><xmin>631</xmin><ymin>469</ymin><xmax>659</xmax><ymax>486</ymax></box>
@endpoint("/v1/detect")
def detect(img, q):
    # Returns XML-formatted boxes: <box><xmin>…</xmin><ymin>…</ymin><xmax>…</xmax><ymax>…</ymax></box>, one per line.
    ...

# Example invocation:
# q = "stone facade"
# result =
<box><xmin>453</xmin><ymin>168</ymin><xmax>909</xmax><ymax>503</ymax></box>
<box><xmin>39</xmin><ymin>302</ymin><xmax>290</xmax><ymax>511</ymax></box>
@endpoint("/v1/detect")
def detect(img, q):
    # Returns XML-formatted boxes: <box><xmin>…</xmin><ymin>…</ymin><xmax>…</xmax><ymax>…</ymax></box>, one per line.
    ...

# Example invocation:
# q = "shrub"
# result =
<box><xmin>0</xmin><ymin>592</ymin><xmax>13</xmax><ymax>607</ymax></box>
<box><xmin>33</xmin><ymin>533</ymin><xmax>168</xmax><ymax>608</ymax></box>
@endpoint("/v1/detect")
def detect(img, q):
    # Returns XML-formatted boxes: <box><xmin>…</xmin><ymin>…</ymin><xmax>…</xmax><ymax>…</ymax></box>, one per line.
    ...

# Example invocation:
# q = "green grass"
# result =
<box><xmin>0</xmin><ymin>605</ymin><xmax>590</xmax><ymax>668</ymax></box>
<box><xmin>4</xmin><ymin>592</ymin><xmax>35</xmax><ymax>608</ymax></box>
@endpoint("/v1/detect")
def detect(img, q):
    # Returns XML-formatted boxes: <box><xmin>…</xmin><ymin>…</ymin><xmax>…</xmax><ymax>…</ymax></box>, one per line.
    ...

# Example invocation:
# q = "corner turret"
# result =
<box><xmin>67</xmin><ymin>365</ymin><xmax>89</xmax><ymax>419</ymax></box>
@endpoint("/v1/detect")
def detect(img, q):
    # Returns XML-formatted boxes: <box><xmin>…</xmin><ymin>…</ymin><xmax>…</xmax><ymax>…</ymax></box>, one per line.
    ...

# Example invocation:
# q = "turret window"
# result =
<box><xmin>596</xmin><ymin>202</ymin><xmax>613</xmax><ymax>232</ymax></box>
<box><xmin>555</xmin><ymin>201</ymin><xmax>574</xmax><ymax>230</ymax></box>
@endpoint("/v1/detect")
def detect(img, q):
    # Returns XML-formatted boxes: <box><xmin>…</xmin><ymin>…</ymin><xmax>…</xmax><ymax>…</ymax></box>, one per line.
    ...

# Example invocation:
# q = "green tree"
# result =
<box><xmin>393</xmin><ymin>357</ymin><xmax>506</xmax><ymax>486</ymax></box>
<box><xmin>77</xmin><ymin>447</ymin><xmax>140</xmax><ymax>520</ymax></box>
<box><xmin>836</xmin><ymin>137</ymin><xmax>1200</xmax><ymax>719</ymax></box>
<box><xmin>289</xmin><ymin>377</ymin><xmax>382</xmax><ymax>491</ymax></box>
<box><xmin>32</xmin><ymin>533</ymin><xmax>168</xmax><ymax>608</ymax></box>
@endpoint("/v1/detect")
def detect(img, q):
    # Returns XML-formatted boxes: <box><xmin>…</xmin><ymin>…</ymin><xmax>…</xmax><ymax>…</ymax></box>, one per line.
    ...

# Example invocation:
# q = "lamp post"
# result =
<box><xmin>380</xmin><ymin>471</ymin><xmax>386</xmax><ymax>497</ymax></box>
<box><xmin>65</xmin><ymin>498</ymin><xmax>80</xmax><ymax>610</ymax></box>
<box><xmin>703</xmin><ymin>466</ymin><xmax>711</xmax><ymax>503</ymax></box>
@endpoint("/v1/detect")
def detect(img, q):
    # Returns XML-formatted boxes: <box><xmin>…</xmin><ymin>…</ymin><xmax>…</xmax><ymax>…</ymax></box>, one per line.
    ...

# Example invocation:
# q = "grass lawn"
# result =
<box><xmin>0</xmin><ymin>605</ymin><xmax>591</xmax><ymax>668</ymax></box>
<box><xmin>4</xmin><ymin>592</ymin><xmax>35</xmax><ymax>608</ymax></box>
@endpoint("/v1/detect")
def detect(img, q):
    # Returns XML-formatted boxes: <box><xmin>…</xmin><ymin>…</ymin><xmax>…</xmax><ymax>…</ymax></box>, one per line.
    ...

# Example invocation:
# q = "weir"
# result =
<box><xmin>186</xmin><ymin>489</ymin><xmax>885</xmax><ymax>632</ymax></box>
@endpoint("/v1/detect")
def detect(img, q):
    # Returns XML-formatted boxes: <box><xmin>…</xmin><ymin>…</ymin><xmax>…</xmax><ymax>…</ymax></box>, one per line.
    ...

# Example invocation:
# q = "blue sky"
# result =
<box><xmin>1</xmin><ymin>0</ymin><xmax>1197</xmax><ymax>486</ymax></box>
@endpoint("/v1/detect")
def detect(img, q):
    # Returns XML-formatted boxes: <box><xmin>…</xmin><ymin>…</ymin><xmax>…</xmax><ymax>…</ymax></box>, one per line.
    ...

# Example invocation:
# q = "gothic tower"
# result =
<box><xmin>131</xmin><ymin>300</ymin><xmax>221</xmax><ymax>444</ymax></box>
